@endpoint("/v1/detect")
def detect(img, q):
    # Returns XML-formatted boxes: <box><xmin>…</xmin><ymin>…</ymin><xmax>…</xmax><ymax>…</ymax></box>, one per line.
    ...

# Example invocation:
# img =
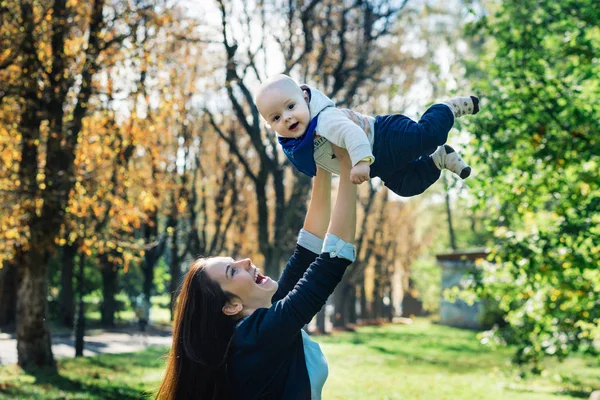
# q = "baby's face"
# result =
<box><xmin>256</xmin><ymin>81</ymin><xmax>311</xmax><ymax>138</ymax></box>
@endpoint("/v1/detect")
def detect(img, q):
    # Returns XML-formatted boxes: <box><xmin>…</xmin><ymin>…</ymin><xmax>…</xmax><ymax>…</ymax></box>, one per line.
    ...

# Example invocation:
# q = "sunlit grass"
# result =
<box><xmin>0</xmin><ymin>347</ymin><xmax>166</xmax><ymax>400</ymax></box>
<box><xmin>319</xmin><ymin>320</ymin><xmax>599</xmax><ymax>400</ymax></box>
<box><xmin>1</xmin><ymin>319</ymin><xmax>598</xmax><ymax>399</ymax></box>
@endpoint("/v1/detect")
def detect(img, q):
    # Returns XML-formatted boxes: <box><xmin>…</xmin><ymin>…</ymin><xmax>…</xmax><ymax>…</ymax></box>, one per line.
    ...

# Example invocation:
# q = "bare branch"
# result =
<box><xmin>205</xmin><ymin>110</ymin><xmax>258</xmax><ymax>184</ymax></box>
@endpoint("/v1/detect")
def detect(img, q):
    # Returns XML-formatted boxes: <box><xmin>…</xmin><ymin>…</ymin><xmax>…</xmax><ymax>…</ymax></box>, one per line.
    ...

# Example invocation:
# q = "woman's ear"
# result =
<box><xmin>222</xmin><ymin>301</ymin><xmax>243</xmax><ymax>316</ymax></box>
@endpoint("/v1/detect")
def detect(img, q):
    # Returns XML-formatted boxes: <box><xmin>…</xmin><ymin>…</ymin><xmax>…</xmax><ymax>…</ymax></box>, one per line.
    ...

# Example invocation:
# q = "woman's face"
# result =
<box><xmin>205</xmin><ymin>257</ymin><xmax>278</xmax><ymax>316</ymax></box>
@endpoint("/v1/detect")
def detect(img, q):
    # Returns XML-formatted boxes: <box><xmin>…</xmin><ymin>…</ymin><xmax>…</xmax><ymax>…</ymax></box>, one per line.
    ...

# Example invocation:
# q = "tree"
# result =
<box><xmin>466</xmin><ymin>0</ymin><xmax>599</xmax><ymax>370</ymax></box>
<box><xmin>0</xmin><ymin>0</ymin><xmax>148</xmax><ymax>370</ymax></box>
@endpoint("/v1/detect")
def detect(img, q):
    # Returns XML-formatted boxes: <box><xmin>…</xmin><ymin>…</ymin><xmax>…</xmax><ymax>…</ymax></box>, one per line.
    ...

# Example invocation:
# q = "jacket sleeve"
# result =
<box><xmin>271</xmin><ymin>229</ymin><xmax>324</xmax><ymax>303</ymax></box>
<box><xmin>317</xmin><ymin>107</ymin><xmax>374</xmax><ymax>167</ymax></box>
<box><xmin>271</xmin><ymin>245</ymin><xmax>318</xmax><ymax>303</ymax></box>
<box><xmin>248</xmin><ymin>236</ymin><xmax>355</xmax><ymax>347</ymax></box>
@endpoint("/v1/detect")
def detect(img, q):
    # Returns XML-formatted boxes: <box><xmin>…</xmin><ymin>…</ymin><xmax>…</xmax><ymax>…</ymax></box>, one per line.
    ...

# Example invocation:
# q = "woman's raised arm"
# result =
<box><xmin>327</xmin><ymin>146</ymin><xmax>357</xmax><ymax>243</ymax></box>
<box><xmin>272</xmin><ymin>167</ymin><xmax>332</xmax><ymax>302</ymax></box>
<box><xmin>303</xmin><ymin>167</ymin><xmax>332</xmax><ymax>238</ymax></box>
<box><xmin>253</xmin><ymin>147</ymin><xmax>357</xmax><ymax>343</ymax></box>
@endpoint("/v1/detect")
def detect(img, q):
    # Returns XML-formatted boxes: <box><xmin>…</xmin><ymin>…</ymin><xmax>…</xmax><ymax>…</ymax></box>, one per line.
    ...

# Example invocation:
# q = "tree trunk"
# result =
<box><xmin>167</xmin><ymin>191</ymin><xmax>181</xmax><ymax>321</ymax></box>
<box><xmin>142</xmin><ymin>216</ymin><xmax>163</xmax><ymax>301</ymax></box>
<box><xmin>348</xmin><ymin>285</ymin><xmax>357</xmax><ymax>324</ymax></box>
<box><xmin>16</xmin><ymin>236</ymin><xmax>55</xmax><ymax>370</ymax></box>
<box><xmin>59</xmin><ymin>244</ymin><xmax>76</xmax><ymax>328</ymax></box>
<box><xmin>0</xmin><ymin>257</ymin><xmax>18</xmax><ymax>327</ymax></box>
<box><xmin>333</xmin><ymin>282</ymin><xmax>352</xmax><ymax>329</ymax></box>
<box><xmin>100</xmin><ymin>256</ymin><xmax>118</xmax><ymax>327</ymax></box>
<box><xmin>14</xmin><ymin>1</ymin><xmax>56</xmax><ymax>372</ymax></box>
<box><xmin>443</xmin><ymin>173</ymin><xmax>457</xmax><ymax>251</ymax></box>
<box><xmin>359</xmin><ymin>282</ymin><xmax>369</xmax><ymax>321</ymax></box>
<box><xmin>74</xmin><ymin>252</ymin><xmax>86</xmax><ymax>357</ymax></box>
<box><xmin>315</xmin><ymin>307</ymin><xmax>327</xmax><ymax>334</ymax></box>
<box><xmin>373</xmin><ymin>279</ymin><xmax>383</xmax><ymax>319</ymax></box>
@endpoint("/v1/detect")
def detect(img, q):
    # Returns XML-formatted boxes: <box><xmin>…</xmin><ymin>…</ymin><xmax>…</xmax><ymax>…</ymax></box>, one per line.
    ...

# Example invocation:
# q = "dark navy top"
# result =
<box><xmin>227</xmin><ymin>242</ymin><xmax>353</xmax><ymax>399</ymax></box>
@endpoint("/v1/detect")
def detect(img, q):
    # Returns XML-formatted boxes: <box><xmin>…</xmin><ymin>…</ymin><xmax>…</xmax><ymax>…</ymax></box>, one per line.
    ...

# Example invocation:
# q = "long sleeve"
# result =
<box><xmin>271</xmin><ymin>245</ymin><xmax>318</xmax><ymax>303</ymax></box>
<box><xmin>317</xmin><ymin>107</ymin><xmax>374</xmax><ymax>166</ymax></box>
<box><xmin>242</xmin><ymin>253</ymin><xmax>351</xmax><ymax>348</ymax></box>
<box><xmin>271</xmin><ymin>229</ymin><xmax>323</xmax><ymax>302</ymax></box>
<box><xmin>239</xmin><ymin>235</ymin><xmax>355</xmax><ymax>349</ymax></box>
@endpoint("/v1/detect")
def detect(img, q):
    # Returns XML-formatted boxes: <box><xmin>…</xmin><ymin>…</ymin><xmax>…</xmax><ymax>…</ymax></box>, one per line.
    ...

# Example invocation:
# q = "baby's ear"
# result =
<box><xmin>303</xmin><ymin>90</ymin><xmax>310</xmax><ymax>103</ymax></box>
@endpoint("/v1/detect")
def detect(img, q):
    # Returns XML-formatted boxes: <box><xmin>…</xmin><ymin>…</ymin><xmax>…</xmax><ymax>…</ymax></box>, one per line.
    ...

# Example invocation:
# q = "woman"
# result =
<box><xmin>156</xmin><ymin>148</ymin><xmax>357</xmax><ymax>400</ymax></box>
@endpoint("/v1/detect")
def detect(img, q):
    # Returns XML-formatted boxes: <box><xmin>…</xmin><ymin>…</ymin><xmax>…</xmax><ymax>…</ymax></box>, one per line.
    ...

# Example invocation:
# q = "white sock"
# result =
<box><xmin>430</xmin><ymin>145</ymin><xmax>471</xmax><ymax>179</ymax></box>
<box><xmin>442</xmin><ymin>96</ymin><xmax>479</xmax><ymax>118</ymax></box>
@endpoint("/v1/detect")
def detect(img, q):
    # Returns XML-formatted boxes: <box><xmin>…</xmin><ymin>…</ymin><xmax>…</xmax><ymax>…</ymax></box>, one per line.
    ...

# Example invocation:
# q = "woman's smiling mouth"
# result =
<box><xmin>253</xmin><ymin>267</ymin><xmax>268</xmax><ymax>285</ymax></box>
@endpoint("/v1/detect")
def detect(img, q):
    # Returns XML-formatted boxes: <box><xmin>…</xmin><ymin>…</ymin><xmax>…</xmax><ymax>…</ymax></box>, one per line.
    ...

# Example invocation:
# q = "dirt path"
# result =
<box><xmin>0</xmin><ymin>330</ymin><xmax>172</xmax><ymax>365</ymax></box>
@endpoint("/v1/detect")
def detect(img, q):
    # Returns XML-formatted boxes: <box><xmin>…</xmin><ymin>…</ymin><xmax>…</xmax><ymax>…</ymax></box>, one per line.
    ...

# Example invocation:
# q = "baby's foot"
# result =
<box><xmin>443</xmin><ymin>96</ymin><xmax>479</xmax><ymax>118</ymax></box>
<box><xmin>431</xmin><ymin>145</ymin><xmax>471</xmax><ymax>179</ymax></box>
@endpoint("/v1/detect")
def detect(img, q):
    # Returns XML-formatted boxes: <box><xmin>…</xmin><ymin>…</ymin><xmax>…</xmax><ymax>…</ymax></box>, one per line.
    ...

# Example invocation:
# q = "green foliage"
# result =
<box><xmin>465</xmin><ymin>0</ymin><xmax>600</xmax><ymax>370</ymax></box>
<box><xmin>410</xmin><ymin>257</ymin><xmax>441</xmax><ymax>313</ymax></box>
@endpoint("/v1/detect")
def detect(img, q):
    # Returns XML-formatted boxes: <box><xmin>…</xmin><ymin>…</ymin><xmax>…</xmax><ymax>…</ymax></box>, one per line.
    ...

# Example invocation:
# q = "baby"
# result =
<box><xmin>255</xmin><ymin>74</ymin><xmax>479</xmax><ymax>197</ymax></box>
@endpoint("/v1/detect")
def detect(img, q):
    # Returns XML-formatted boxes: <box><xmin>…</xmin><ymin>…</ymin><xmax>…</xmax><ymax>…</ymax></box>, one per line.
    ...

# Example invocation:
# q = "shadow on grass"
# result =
<box><xmin>341</xmin><ymin>328</ymin><xmax>486</xmax><ymax>356</ymax></box>
<box><xmin>369</xmin><ymin>345</ymin><xmax>451</xmax><ymax>366</ymax></box>
<box><xmin>329</xmin><ymin>325</ymin><xmax>476</xmax><ymax>345</ymax></box>
<box><xmin>505</xmin><ymin>385</ymin><xmax>590</xmax><ymax>399</ymax></box>
<box><xmin>60</xmin><ymin>347</ymin><xmax>167</xmax><ymax>371</ymax></box>
<box><xmin>2</xmin><ymin>367</ymin><xmax>144</xmax><ymax>400</ymax></box>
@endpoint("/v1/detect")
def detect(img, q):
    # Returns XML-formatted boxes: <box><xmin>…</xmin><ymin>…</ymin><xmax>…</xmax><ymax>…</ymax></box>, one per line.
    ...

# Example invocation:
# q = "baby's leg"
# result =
<box><xmin>380</xmin><ymin>156</ymin><xmax>441</xmax><ymax>197</ymax></box>
<box><xmin>372</xmin><ymin>100</ymin><xmax>479</xmax><ymax>174</ymax></box>
<box><xmin>373</xmin><ymin>105</ymin><xmax>454</xmax><ymax>170</ymax></box>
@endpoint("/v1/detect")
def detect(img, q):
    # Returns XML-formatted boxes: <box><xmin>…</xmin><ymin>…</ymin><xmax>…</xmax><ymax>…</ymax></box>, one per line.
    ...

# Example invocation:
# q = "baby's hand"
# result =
<box><xmin>350</xmin><ymin>162</ymin><xmax>370</xmax><ymax>185</ymax></box>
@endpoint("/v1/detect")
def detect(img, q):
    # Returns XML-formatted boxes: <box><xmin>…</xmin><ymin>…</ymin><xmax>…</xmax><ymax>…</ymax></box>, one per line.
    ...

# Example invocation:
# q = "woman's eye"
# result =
<box><xmin>288</xmin><ymin>103</ymin><xmax>295</xmax><ymax>109</ymax></box>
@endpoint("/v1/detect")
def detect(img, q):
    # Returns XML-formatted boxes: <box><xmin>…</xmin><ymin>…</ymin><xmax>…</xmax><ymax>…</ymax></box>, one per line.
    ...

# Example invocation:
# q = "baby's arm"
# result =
<box><xmin>318</xmin><ymin>108</ymin><xmax>374</xmax><ymax>185</ymax></box>
<box><xmin>341</xmin><ymin>109</ymin><xmax>373</xmax><ymax>184</ymax></box>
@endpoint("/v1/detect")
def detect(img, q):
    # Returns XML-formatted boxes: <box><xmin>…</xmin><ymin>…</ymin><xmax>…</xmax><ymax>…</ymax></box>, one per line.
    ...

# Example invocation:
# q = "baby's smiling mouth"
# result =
<box><xmin>289</xmin><ymin>122</ymin><xmax>299</xmax><ymax>130</ymax></box>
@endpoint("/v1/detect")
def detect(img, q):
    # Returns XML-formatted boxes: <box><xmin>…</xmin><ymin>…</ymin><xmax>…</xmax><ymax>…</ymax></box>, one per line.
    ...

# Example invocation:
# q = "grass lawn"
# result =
<box><xmin>0</xmin><ymin>319</ymin><xmax>598</xmax><ymax>399</ymax></box>
<box><xmin>319</xmin><ymin>320</ymin><xmax>599</xmax><ymax>399</ymax></box>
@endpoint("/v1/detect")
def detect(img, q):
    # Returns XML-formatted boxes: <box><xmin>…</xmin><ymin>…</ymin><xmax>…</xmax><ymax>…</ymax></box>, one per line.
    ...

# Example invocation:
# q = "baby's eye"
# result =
<box><xmin>288</xmin><ymin>103</ymin><xmax>295</xmax><ymax>110</ymax></box>
<box><xmin>273</xmin><ymin>115</ymin><xmax>280</xmax><ymax>122</ymax></box>
<box><xmin>231</xmin><ymin>267</ymin><xmax>237</xmax><ymax>276</ymax></box>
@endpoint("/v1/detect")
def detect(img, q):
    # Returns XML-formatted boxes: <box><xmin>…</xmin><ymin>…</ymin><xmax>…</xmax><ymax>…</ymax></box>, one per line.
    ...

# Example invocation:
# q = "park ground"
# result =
<box><xmin>0</xmin><ymin>319</ymin><xmax>598</xmax><ymax>399</ymax></box>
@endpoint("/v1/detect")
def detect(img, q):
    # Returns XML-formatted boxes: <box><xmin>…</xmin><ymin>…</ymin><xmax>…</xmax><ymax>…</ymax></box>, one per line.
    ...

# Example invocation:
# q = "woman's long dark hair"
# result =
<box><xmin>156</xmin><ymin>258</ymin><xmax>238</xmax><ymax>400</ymax></box>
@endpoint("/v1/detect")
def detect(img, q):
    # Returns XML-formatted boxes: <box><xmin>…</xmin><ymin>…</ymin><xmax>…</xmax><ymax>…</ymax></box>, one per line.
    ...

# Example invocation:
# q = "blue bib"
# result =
<box><xmin>278</xmin><ymin>115</ymin><xmax>319</xmax><ymax>177</ymax></box>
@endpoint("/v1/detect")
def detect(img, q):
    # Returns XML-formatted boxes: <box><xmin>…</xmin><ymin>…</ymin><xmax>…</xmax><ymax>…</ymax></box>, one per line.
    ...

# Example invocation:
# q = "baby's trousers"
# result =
<box><xmin>370</xmin><ymin>104</ymin><xmax>454</xmax><ymax>197</ymax></box>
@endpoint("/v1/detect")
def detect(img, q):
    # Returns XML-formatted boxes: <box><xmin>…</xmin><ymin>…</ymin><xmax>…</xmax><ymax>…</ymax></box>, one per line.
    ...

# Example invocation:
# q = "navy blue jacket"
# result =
<box><xmin>227</xmin><ymin>245</ymin><xmax>352</xmax><ymax>399</ymax></box>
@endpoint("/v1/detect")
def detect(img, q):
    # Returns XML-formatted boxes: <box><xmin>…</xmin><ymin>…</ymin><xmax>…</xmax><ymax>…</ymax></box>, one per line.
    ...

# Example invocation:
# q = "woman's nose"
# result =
<box><xmin>241</xmin><ymin>258</ymin><xmax>252</xmax><ymax>270</ymax></box>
